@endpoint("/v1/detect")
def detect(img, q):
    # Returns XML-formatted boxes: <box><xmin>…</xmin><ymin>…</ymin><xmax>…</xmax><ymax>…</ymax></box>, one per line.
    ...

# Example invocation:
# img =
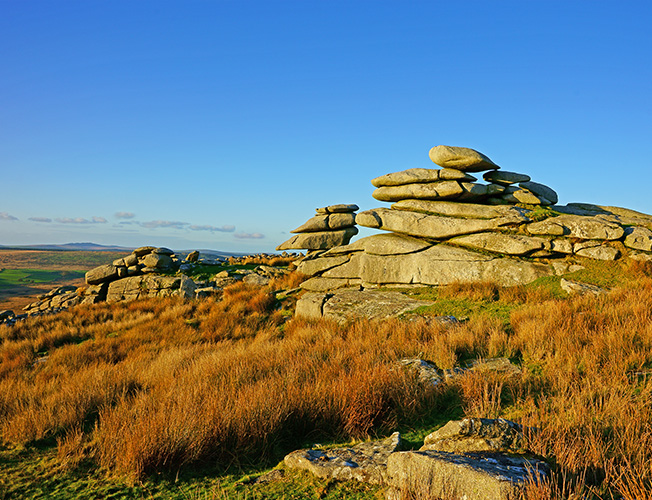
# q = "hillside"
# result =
<box><xmin>0</xmin><ymin>250</ymin><xmax>651</xmax><ymax>498</ymax></box>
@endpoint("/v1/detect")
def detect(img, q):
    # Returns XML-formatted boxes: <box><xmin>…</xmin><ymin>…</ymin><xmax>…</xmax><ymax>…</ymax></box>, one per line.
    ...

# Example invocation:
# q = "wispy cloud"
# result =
<box><xmin>0</xmin><ymin>212</ymin><xmax>18</xmax><ymax>221</ymax></box>
<box><xmin>234</xmin><ymin>232</ymin><xmax>265</xmax><ymax>239</ymax></box>
<box><xmin>29</xmin><ymin>217</ymin><xmax>52</xmax><ymax>223</ymax></box>
<box><xmin>55</xmin><ymin>217</ymin><xmax>108</xmax><ymax>224</ymax></box>
<box><xmin>140</xmin><ymin>220</ymin><xmax>189</xmax><ymax>230</ymax></box>
<box><xmin>189</xmin><ymin>224</ymin><xmax>236</xmax><ymax>233</ymax></box>
<box><xmin>115</xmin><ymin>211</ymin><xmax>135</xmax><ymax>219</ymax></box>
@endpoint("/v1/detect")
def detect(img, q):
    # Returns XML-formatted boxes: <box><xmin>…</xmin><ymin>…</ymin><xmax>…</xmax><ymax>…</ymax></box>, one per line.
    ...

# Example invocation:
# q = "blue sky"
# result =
<box><xmin>1</xmin><ymin>0</ymin><xmax>651</xmax><ymax>252</ymax></box>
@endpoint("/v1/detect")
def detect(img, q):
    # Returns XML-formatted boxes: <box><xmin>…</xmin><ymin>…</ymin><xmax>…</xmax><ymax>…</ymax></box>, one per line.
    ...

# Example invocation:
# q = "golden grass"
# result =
<box><xmin>1</xmin><ymin>268</ymin><xmax>652</xmax><ymax>497</ymax></box>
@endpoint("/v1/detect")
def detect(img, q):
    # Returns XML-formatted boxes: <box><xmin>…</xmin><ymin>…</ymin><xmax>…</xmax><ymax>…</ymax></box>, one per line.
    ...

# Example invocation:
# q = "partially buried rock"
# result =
<box><xmin>428</xmin><ymin>145</ymin><xmax>500</xmax><ymax>172</ymax></box>
<box><xmin>284</xmin><ymin>432</ymin><xmax>401</xmax><ymax>485</ymax></box>
<box><xmin>386</xmin><ymin>450</ymin><xmax>547</xmax><ymax>500</ymax></box>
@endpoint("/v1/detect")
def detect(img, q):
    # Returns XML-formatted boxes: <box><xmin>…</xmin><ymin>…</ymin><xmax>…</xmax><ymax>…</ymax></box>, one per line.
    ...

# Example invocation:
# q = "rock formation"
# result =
<box><xmin>283</xmin><ymin>417</ymin><xmax>548</xmax><ymax>500</ymax></box>
<box><xmin>276</xmin><ymin>204</ymin><xmax>359</xmax><ymax>251</ymax></box>
<box><xmin>294</xmin><ymin>145</ymin><xmax>652</xmax><ymax>293</ymax></box>
<box><xmin>5</xmin><ymin>249</ymin><xmax>299</xmax><ymax>324</ymax></box>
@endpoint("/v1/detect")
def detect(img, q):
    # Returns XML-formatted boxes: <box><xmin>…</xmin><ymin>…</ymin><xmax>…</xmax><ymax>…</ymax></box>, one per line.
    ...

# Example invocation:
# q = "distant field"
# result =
<box><xmin>0</xmin><ymin>249</ymin><xmax>126</xmax><ymax>311</ymax></box>
<box><xmin>0</xmin><ymin>269</ymin><xmax>86</xmax><ymax>289</ymax></box>
<box><xmin>0</xmin><ymin>249</ymin><xmax>126</xmax><ymax>271</ymax></box>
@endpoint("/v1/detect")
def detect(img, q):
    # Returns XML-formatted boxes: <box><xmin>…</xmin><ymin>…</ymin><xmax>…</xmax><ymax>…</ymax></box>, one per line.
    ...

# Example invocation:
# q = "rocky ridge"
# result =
<box><xmin>294</xmin><ymin>145</ymin><xmax>652</xmax><ymax>294</ymax></box>
<box><xmin>2</xmin><ymin>247</ymin><xmax>300</xmax><ymax>326</ymax></box>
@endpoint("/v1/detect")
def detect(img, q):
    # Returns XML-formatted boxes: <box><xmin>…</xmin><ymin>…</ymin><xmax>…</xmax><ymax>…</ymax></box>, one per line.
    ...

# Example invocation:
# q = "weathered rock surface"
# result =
<box><xmin>291</xmin><ymin>213</ymin><xmax>356</xmax><ymax>233</ymax></box>
<box><xmin>483</xmin><ymin>170</ymin><xmax>531</xmax><ymax>185</ymax></box>
<box><xmin>421</xmin><ymin>418</ymin><xmax>525</xmax><ymax>454</ymax></box>
<box><xmin>299</xmin><ymin>277</ymin><xmax>363</xmax><ymax>292</ymax></box>
<box><xmin>527</xmin><ymin>214</ymin><xmax>625</xmax><ymax>240</ymax></box>
<box><xmin>373</xmin><ymin>181</ymin><xmax>465</xmax><ymax>202</ymax></box>
<box><xmin>315</xmin><ymin>203</ymin><xmax>359</xmax><ymax>214</ymax></box>
<box><xmin>106</xmin><ymin>275</ymin><xmax>195</xmax><ymax>303</ymax></box>
<box><xmin>386</xmin><ymin>450</ymin><xmax>547</xmax><ymax>500</ymax></box>
<box><xmin>278</xmin><ymin>204</ymin><xmax>359</xmax><ymax>251</ymax></box>
<box><xmin>296</xmin><ymin>289</ymin><xmax>434</xmax><ymax>323</ymax></box>
<box><xmin>519</xmin><ymin>181</ymin><xmax>559</xmax><ymax>205</ymax></box>
<box><xmin>451</xmin><ymin>232</ymin><xmax>551</xmax><ymax>256</ymax></box>
<box><xmin>392</xmin><ymin>199</ymin><xmax>532</xmax><ymax>220</ymax></box>
<box><xmin>429</xmin><ymin>145</ymin><xmax>500</xmax><ymax>172</ymax></box>
<box><xmin>560</xmin><ymin>278</ymin><xmax>608</xmax><ymax>296</ymax></box>
<box><xmin>371</xmin><ymin>168</ymin><xmax>475</xmax><ymax>187</ymax></box>
<box><xmin>512</xmin><ymin>189</ymin><xmax>553</xmax><ymax>205</ymax></box>
<box><xmin>276</xmin><ymin>227</ymin><xmax>359</xmax><ymax>251</ymax></box>
<box><xmin>624</xmin><ymin>226</ymin><xmax>652</xmax><ymax>251</ymax></box>
<box><xmin>85</xmin><ymin>264</ymin><xmax>119</xmax><ymax>285</ymax></box>
<box><xmin>322</xmin><ymin>244</ymin><xmax>553</xmax><ymax>287</ymax></box>
<box><xmin>356</xmin><ymin>208</ymin><xmax>523</xmax><ymax>240</ymax></box>
<box><xmin>297</xmin><ymin>255</ymin><xmax>351</xmax><ymax>276</ymax></box>
<box><xmin>354</xmin><ymin>233</ymin><xmax>433</xmax><ymax>256</ymax></box>
<box><xmin>284</xmin><ymin>433</ymin><xmax>401</xmax><ymax>485</ymax></box>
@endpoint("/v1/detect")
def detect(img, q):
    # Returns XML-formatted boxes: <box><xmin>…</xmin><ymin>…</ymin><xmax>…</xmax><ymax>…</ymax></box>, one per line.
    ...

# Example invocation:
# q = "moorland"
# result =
<box><xmin>0</xmin><ymin>250</ymin><xmax>651</xmax><ymax>499</ymax></box>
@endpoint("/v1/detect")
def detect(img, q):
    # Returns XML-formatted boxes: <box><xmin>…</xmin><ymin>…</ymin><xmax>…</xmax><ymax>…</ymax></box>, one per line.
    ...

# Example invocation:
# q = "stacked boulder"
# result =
<box><xmin>276</xmin><ymin>204</ymin><xmax>359</xmax><ymax>251</ymax></box>
<box><xmin>294</xmin><ymin>145</ymin><xmax>652</xmax><ymax>293</ymax></box>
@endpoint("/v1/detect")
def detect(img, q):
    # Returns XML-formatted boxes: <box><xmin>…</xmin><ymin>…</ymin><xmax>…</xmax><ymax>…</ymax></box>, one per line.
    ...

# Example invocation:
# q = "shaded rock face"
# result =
<box><xmin>289</xmin><ymin>143</ymin><xmax>652</xmax><ymax>292</ymax></box>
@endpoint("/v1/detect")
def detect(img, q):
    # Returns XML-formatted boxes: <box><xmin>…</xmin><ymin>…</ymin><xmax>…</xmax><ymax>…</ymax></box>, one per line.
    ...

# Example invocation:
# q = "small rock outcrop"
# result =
<box><xmin>284</xmin><ymin>432</ymin><xmax>401</xmax><ymax>485</ymax></box>
<box><xmin>290</xmin><ymin>144</ymin><xmax>652</xmax><ymax>291</ymax></box>
<box><xmin>386</xmin><ymin>450</ymin><xmax>547</xmax><ymax>500</ymax></box>
<box><xmin>276</xmin><ymin>204</ymin><xmax>359</xmax><ymax>251</ymax></box>
<box><xmin>10</xmin><ymin>249</ymin><xmax>298</xmax><ymax>322</ymax></box>
<box><xmin>283</xmin><ymin>418</ymin><xmax>547</xmax><ymax>500</ymax></box>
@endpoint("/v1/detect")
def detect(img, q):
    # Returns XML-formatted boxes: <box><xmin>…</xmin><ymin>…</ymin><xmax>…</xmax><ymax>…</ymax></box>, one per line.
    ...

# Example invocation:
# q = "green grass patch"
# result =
<box><xmin>0</xmin><ymin>269</ymin><xmax>85</xmax><ymax>289</ymax></box>
<box><xmin>0</xmin><ymin>445</ymin><xmax>381</xmax><ymax>500</ymax></box>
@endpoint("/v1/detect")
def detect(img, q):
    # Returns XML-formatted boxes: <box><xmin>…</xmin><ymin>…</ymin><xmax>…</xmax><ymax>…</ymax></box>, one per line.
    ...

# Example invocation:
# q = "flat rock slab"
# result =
<box><xmin>323</xmin><ymin>244</ymin><xmax>553</xmax><ymax>287</ymax></box>
<box><xmin>277</xmin><ymin>227</ymin><xmax>359</xmax><ymax>251</ymax></box>
<box><xmin>284</xmin><ymin>432</ymin><xmax>401</xmax><ymax>485</ymax></box>
<box><xmin>371</xmin><ymin>168</ymin><xmax>476</xmax><ymax>187</ymax></box>
<box><xmin>315</xmin><ymin>204</ymin><xmax>359</xmax><ymax>214</ymax></box>
<box><xmin>356</xmin><ymin>208</ymin><xmax>523</xmax><ymax>240</ymax></box>
<box><xmin>483</xmin><ymin>171</ymin><xmax>531</xmax><ymax>185</ymax></box>
<box><xmin>526</xmin><ymin>214</ymin><xmax>624</xmax><ymax>240</ymax></box>
<box><xmin>392</xmin><ymin>199</ymin><xmax>532</xmax><ymax>220</ymax></box>
<box><xmin>428</xmin><ymin>145</ymin><xmax>500</xmax><ymax>172</ymax></box>
<box><xmin>291</xmin><ymin>213</ymin><xmax>356</xmax><ymax>233</ymax></box>
<box><xmin>295</xmin><ymin>289</ymin><xmax>434</xmax><ymax>323</ymax></box>
<box><xmin>386</xmin><ymin>450</ymin><xmax>547</xmax><ymax>500</ymax></box>
<box><xmin>451</xmin><ymin>232</ymin><xmax>551</xmax><ymax>256</ymax></box>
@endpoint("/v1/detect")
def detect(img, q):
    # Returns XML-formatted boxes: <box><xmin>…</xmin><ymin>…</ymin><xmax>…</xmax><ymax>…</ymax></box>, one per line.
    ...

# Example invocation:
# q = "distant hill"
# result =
<box><xmin>0</xmin><ymin>242</ymin><xmax>134</xmax><ymax>252</ymax></box>
<box><xmin>0</xmin><ymin>243</ymin><xmax>248</xmax><ymax>257</ymax></box>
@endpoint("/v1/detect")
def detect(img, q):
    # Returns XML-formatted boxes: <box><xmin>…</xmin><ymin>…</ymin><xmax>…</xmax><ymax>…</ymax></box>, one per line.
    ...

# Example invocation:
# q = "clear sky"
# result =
<box><xmin>1</xmin><ymin>0</ymin><xmax>651</xmax><ymax>253</ymax></box>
